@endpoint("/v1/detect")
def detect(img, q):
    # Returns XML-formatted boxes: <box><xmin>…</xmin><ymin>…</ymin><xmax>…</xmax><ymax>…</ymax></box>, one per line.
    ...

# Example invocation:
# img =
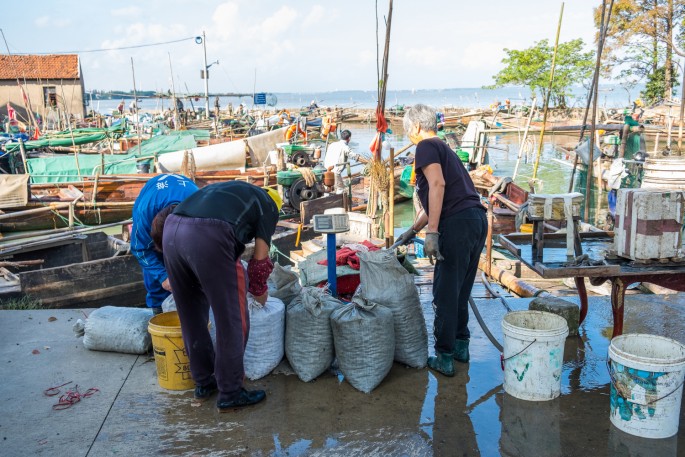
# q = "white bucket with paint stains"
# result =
<box><xmin>608</xmin><ymin>333</ymin><xmax>685</xmax><ymax>439</ymax></box>
<box><xmin>502</xmin><ymin>311</ymin><xmax>569</xmax><ymax>401</ymax></box>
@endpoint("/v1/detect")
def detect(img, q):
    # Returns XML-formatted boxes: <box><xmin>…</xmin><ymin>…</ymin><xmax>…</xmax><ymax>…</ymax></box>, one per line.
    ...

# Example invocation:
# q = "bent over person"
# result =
<box><xmin>154</xmin><ymin>181</ymin><xmax>281</xmax><ymax>411</ymax></box>
<box><xmin>131</xmin><ymin>174</ymin><xmax>198</xmax><ymax>313</ymax></box>
<box><xmin>395</xmin><ymin>104</ymin><xmax>487</xmax><ymax>377</ymax></box>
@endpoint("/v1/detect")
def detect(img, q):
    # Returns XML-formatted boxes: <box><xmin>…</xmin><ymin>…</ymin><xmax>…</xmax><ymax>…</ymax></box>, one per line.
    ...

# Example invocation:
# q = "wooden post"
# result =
<box><xmin>17</xmin><ymin>138</ymin><xmax>28</xmax><ymax>175</ymax></box>
<box><xmin>679</xmin><ymin>59</ymin><xmax>685</xmax><ymax>153</ymax></box>
<box><xmin>532</xmin><ymin>2</ymin><xmax>564</xmax><ymax>181</ymax></box>
<box><xmin>388</xmin><ymin>147</ymin><xmax>395</xmax><ymax>246</ymax></box>
<box><xmin>486</xmin><ymin>197</ymin><xmax>494</xmax><ymax>277</ymax></box>
<box><xmin>169</xmin><ymin>53</ymin><xmax>179</xmax><ymax>131</ymax></box>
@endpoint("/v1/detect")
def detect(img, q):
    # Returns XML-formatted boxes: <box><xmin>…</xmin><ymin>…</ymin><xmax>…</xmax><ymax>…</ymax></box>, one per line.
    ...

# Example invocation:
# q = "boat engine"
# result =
<box><xmin>277</xmin><ymin>169</ymin><xmax>325</xmax><ymax>211</ymax></box>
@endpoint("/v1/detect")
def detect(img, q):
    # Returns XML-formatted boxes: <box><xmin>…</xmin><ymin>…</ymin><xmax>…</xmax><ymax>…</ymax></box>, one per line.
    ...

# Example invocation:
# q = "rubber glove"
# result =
<box><xmin>395</xmin><ymin>228</ymin><xmax>417</xmax><ymax>246</ymax></box>
<box><xmin>424</xmin><ymin>232</ymin><xmax>444</xmax><ymax>265</ymax></box>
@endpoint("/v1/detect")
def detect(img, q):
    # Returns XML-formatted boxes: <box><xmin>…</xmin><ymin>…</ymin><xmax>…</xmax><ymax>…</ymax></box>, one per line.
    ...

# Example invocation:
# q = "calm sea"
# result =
<box><xmin>90</xmin><ymin>84</ymin><xmax>643</xmax><ymax>114</ymax></box>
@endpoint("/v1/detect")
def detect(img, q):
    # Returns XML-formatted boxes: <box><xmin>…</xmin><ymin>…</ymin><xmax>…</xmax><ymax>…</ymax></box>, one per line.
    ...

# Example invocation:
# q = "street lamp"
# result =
<box><xmin>196</xmin><ymin>31</ymin><xmax>218</xmax><ymax>119</ymax></box>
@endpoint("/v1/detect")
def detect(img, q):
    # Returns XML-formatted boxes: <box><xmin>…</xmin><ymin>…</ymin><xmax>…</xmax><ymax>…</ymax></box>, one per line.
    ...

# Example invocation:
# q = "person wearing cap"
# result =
<box><xmin>151</xmin><ymin>181</ymin><xmax>282</xmax><ymax>412</ymax></box>
<box><xmin>324</xmin><ymin>129</ymin><xmax>359</xmax><ymax>194</ymax></box>
<box><xmin>131</xmin><ymin>174</ymin><xmax>199</xmax><ymax>314</ymax></box>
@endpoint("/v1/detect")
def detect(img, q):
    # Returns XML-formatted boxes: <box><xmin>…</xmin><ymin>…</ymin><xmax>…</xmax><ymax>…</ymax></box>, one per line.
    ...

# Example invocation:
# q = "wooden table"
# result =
<box><xmin>499</xmin><ymin>231</ymin><xmax>685</xmax><ymax>337</ymax></box>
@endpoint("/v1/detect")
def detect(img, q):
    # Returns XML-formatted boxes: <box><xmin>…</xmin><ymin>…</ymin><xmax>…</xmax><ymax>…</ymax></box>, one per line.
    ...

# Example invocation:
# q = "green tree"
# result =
<box><xmin>487</xmin><ymin>39</ymin><xmax>595</xmax><ymax>108</ymax></box>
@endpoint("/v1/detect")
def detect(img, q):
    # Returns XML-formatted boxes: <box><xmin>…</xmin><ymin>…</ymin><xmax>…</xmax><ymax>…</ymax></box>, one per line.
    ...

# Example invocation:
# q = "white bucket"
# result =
<box><xmin>502</xmin><ymin>311</ymin><xmax>569</xmax><ymax>401</ymax></box>
<box><xmin>608</xmin><ymin>333</ymin><xmax>685</xmax><ymax>439</ymax></box>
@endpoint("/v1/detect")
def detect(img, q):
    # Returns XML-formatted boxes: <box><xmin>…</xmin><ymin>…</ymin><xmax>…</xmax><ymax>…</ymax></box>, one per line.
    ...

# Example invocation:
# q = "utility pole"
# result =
<box><xmin>202</xmin><ymin>31</ymin><xmax>209</xmax><ymax>119</ymax></box>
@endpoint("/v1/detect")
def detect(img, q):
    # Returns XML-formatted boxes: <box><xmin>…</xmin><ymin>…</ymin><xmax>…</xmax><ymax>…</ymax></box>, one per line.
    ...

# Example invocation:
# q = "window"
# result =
<box><xmin>43</xmin><ymin>86</ymin><xmax>57</xmax><ymax>107</ymax></box>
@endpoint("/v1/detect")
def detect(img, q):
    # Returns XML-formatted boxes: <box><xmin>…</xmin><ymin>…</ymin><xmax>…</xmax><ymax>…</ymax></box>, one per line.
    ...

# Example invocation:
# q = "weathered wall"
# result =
<box><xmin>0</xmin><ymin>79</ymin><xmax>85</xmax><ymax>121</ymax></box>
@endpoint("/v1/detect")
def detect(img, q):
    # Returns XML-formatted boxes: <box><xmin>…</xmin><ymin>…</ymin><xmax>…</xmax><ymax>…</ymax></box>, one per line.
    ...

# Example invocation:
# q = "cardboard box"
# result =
<box><xmin>614</xmin><ymin>189</ymin><xmax>685</xmax><ymax>260</ymax></box>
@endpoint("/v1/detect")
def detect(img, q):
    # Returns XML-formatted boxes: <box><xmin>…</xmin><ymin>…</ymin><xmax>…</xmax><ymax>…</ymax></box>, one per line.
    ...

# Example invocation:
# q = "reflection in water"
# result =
<box><xmin>433</xmin><ymin>372</ymin><xmax>480</xmax><ymax>456</ymax></box>
<box><xmin>418</xmin><ymin>371</ymin><xmax>438</xmax><ymax>439</ymax></box>
<box><xmin>607</xmin><ymin>426</ymin><xmax>678</xmax><ymax>457</ymax></box>
<box><xmin>498</xmin><ymin>393</ymin><xmax>561</xmax><ymax>457</ymax></box>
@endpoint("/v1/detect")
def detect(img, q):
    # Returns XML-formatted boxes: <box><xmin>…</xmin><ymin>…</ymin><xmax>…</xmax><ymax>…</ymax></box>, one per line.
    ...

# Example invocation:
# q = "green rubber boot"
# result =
<box><xmin>453</xmin><ymin>339</ymin><xmax>470</xmax><ymax>363</ymax></box>
<box><xmin>427</xmin><ymin>351</ymin><xmax>455</xmax><ymax>377</ymax></box>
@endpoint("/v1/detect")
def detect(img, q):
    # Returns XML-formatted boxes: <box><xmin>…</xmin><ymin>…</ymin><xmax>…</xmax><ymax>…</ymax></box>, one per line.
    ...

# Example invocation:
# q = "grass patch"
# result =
<box><xmin>1</xmin><ymin>295</ymin><xmax>42</xmax><ymax>310</ymax></box>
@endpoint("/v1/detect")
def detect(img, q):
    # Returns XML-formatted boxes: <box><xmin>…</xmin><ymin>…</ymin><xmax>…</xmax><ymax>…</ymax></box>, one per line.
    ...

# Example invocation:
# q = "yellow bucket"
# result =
<box><xmin>519</xmin><ymin>223</ymin><xmax>533</xmax><ymax>234</ymax></box>
<box><xmin>148</xmin><ymin>311</ymin><xmax>194</xmax><ymax>391</ymax></box>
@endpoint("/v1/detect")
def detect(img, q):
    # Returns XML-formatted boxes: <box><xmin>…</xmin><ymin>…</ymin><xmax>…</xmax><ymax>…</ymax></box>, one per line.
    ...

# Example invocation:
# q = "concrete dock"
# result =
<box><xmin>2</xmin><ymin>290</ymin><xmax>685</xmax><ymax>456</ymax></box>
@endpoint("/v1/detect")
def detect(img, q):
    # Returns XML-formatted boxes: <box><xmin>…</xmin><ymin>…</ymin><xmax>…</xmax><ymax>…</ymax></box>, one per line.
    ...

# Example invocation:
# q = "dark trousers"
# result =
<box><xmin>163</xmin><ymin>214</ymin><xmax>249</xmax><ymax>401</ymax></box>
<box><xmin>433</xmin><ymin>207</ymin><xmax>488</xmax><ymax>354</ymax></box>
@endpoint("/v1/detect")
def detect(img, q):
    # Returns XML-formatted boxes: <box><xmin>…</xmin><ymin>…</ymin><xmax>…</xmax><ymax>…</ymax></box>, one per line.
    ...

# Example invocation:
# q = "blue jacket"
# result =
<box><xmin>131</xmin><ymin>174</ymin><xmax>198</xmax><ymax>307</ymax></box>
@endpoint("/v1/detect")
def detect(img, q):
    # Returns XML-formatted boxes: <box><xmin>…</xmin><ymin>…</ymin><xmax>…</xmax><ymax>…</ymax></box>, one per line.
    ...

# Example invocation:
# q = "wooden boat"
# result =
<box><xmin>0</xmin><ymin>167</ymin><xmax>279</xmax><ymax>232</ymax></box>
<box><xmin>0</xmin><ymin>231</ymin><xmax>146</xmax><ymax>309</ymax></box>
<box><xmin>470</xmin><ymin>168</ymin><xmax>529</xmax><ymax>235</ymax></box>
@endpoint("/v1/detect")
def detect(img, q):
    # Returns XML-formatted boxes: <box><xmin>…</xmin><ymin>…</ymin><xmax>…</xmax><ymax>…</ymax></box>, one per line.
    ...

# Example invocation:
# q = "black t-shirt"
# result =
<box><xmin>414</xmin><ymin>136</ymin><xmax>483</xmax><ymax>219</ymax></box>
<box><xmin>173</xmin><ymin>181</ymin><xmax>279</xmax><ymax>246</ymax></box>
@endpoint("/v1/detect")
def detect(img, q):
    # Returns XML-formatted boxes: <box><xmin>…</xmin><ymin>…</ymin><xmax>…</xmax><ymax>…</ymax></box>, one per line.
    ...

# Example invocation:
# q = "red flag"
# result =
<box><xmin>7</xmin><ymin>103</ymin><xmax>15</xmax><ymax>120</ymax></box>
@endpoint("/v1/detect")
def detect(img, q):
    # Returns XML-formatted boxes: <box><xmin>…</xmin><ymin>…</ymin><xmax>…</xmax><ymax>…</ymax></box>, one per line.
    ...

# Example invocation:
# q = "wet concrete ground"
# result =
<box><xmin>2</xmin><ymin>289</ymin><xmax>685</xmax><ymax>456</ymax></box>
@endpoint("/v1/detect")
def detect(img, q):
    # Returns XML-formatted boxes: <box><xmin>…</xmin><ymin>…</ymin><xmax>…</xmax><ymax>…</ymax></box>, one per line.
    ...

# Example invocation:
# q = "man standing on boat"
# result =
<box><xmin>396</xmin><ymin>104</ymin><xmax>487</xmax><ymax>377</ymax></box>
<box><xmin>324</xmin><ymin>129</ymin><xmax>359</xmax><ymax>194</ymax></box>
<box><xmin>155</xmin><ymin>181</ymin><xmax>281</xmax><ymax>411</ymax></box>
<box><xmin>131</xmin><ymin>174</ymin><xmax>198</xmax><ymax>314</ymax></box>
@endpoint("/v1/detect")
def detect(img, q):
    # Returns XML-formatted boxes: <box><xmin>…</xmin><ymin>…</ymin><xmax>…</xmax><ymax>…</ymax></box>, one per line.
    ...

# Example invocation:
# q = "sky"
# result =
<box><xmin>2</xmin><ymin>0</ymin><xmax>600</xmax><ymax>94</ymax></box>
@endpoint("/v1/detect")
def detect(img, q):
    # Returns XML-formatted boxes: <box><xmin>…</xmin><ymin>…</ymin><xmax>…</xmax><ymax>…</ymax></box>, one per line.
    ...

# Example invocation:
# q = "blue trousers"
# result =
<box><xmin>433</xmin><ymin>207</ymin><xmax>488</xmax><ymax>354</ymax></box>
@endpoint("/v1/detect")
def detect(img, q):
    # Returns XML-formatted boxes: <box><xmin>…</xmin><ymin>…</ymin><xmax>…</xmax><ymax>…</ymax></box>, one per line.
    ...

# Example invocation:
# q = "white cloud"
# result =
<box><xmin>303</xmin><ymin>5</ymin><xmax>325</xmax><ymax>28</ymax></box>
<box><xmin>459</xmin><ymin>42</ymin><xmax>508</xmax><ymax>71</ymax></box>
<box><xmin>34</xmin><ymin>16</ymin><xmax>70</xmax><ymax>28</ymax></box>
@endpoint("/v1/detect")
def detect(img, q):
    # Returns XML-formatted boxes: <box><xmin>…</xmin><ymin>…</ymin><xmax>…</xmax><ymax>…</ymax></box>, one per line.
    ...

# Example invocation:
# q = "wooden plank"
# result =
<box><xmin>535</xmin><ymin>262</ymin><xmax>620</xmax><ymax>279</ymax></box>
<box><xmin>39</xmin><ymin>282</ymin><xmax>147</xmax><ymax>309</ymax></box>
<box><xmin>498</xmin><ymin>234</ymin><xmax>522</xmax><ymax>257</ymax></box>
<box><xmin>20</xmin><ymin>256</ymin><xmax>143</xmax><ymax>301</ymax></box>
<box><xmin>299</xmin><ymin>194</ymin><xmax>345</xmax><ymax>225</ymax></box>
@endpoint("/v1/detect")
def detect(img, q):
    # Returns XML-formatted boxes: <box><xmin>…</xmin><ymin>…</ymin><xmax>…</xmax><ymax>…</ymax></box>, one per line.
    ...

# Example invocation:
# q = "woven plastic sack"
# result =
<box><xmin>244</xmin><ymin>294</ymin><xmax>285</xmax><ymax>380</ymax></box>
<box><xmin>357</xmin><ymin>250</ymin><xmax>427</xmax><ymax>368</ymax></box>
<box><xmin>268</xmin><ymin>263</ymin><xmax>302</xmax><ymax>307</ymax></box>
<box><xmin>330</xmin><ymin>296</ymin><xmax>395</xmax><ymax>393</ymax></box>
<box><xmin>82</xmin><ymin>306</ymin><xmax>153</xmax><ymax>354</ymax></box>
<box><xmin>286</xmin><ymin>287</ymin><xmax>342</xmax><ymax>382</ymax></box>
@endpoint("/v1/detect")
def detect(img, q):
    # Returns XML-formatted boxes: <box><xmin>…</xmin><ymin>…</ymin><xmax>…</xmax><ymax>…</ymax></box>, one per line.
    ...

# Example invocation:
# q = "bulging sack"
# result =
<box><xmin>286</xmin><ymin>287</ymin><xmax>342</xmax><ymax>382</ymax></box>
<box><xmin>82</xmin><ymin>306</ymin><xmax>153</xmax><ymax>354</ymax></box>
<box><xmin>244</xmin><ymin>295</ymin><xmax>285</xmax><ymax>380</ymax></box>
<box><xmin>357</xmin><ymin>250</ymin><xmax>427</xmax><ymax>368</ymax></box>
<box><xmin>269</xmin><ymin>263</ymin><xmax>302</xmax><ymax>307</ymax></box>
<box><xmin>331</xmin><ymin>296</ymin><xmax>395</xmax><ymax>393</ymax></box>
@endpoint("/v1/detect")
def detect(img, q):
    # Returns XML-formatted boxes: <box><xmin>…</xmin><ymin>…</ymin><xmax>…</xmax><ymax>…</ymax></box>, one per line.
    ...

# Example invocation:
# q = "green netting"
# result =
<box><xmin>132</xmin><ymin>134</ymin><xmax>197</xmax><ymax>156</ymax></box>
<box><xmin>4</xmin><ymin>122</ymin><xmax>127</xmax><ymax>153</ymax></box>
<box><xmin>26</xmin><ymin>153</ymin><xmax>141</xmax><ymax>183</ymax></box>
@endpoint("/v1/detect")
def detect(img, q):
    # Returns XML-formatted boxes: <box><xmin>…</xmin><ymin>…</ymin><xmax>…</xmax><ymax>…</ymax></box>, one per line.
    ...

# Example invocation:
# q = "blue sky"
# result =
<box><xmin>3</xmin><ymin>0</ymin><xmax>599</xmax><ymax>93</ymax></box>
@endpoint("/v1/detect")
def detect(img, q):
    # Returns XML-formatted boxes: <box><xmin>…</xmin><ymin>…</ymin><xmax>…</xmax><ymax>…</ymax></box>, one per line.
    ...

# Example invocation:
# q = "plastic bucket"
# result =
<box><xmin>608</xmin><ymin>333</ymin><xmax>685</xmax><ymax>439</ymax></box>
<box><xmin>502</xmin><ymin>311</ymin><xmax>569</xmax><ymax>401</ymax></box>
<box><xmin>148</xmin><ymin>311</ymin><xmax>194</xmax><ymax>390</ymax></box>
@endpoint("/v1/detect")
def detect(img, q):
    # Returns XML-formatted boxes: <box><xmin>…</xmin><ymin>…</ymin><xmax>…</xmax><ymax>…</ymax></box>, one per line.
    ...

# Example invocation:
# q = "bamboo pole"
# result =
<box><xmin>131</xmin><ymin>58</ymin><xmax>143</xmax><ymax>156</ymax></box>
<box><xmin>17</xmin><ymin>138</ymin><xmax>28</xmax><ymax>175</ymax></box>
<box><xmin>513</xmin><ymin>97</ymin><xmax>536</xmax><ymax>180</ymax></box>
<box><xmin>388</xmin><ymin>147</ymin><xmax>395</xmax><ymax>247</ymax></box>
<box><xmin>679</xmin><ymin>59</ymin><xmax>685</xmax><ymax>153</ymax></box>
<box><xmin>532</xmin><ymin>2</ymin><xmax>564</xmax><ymax>181</ymax></box>
<box><xmin>169</xmin><ymin>53</ymin><xmax>179</xmax><ymax>132</ymax></box>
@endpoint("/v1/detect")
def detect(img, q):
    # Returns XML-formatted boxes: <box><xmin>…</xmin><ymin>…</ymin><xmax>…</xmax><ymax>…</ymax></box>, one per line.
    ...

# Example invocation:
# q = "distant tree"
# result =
<box><xmin>487</xmin><ymin>39</ymin><xmax>595</xmax><ymax>108</ymax></box>
<box><xmin>598</xmin><ymin>0</ymin><xmax>685</xmax><ymax>103</ymax></box>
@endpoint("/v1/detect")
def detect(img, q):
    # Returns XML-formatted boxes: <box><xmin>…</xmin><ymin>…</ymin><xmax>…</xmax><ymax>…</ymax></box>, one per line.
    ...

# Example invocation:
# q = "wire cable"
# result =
<box><xmin>14</xmin><ymin>36</ymin><xmax>197</xmax><ymax>55</ymax></box>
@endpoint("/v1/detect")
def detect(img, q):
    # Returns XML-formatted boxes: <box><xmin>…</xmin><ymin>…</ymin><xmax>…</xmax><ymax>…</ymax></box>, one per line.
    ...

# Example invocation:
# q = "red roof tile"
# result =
<box><xmin>0</xmin><ymin>54</ymin><xmax>80</xmax><ymax>80</ymax></box>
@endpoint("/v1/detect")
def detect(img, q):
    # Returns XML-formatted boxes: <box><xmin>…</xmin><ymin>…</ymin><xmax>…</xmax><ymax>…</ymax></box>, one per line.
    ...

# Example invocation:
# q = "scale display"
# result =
<box><xmin>313</xmin><ymin>214</ymin><xmax>349</xmax><ymax>233</ymax></box>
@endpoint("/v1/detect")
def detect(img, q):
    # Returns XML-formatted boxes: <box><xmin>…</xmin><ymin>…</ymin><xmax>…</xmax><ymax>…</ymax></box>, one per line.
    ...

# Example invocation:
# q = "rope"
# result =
<box><xmin>297</xmin><ymin>167</ymin><xmax>316</xmax><ymax>187</ymax></box>
<box><xmin>44</xmin><ymin>381</ymin><xmax>99</xmax><ymax>410</ymax></box>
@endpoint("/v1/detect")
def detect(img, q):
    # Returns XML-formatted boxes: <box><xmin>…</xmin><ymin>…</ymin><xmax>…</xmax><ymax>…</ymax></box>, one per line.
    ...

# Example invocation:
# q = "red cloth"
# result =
<box><xmin>317</xmin><ymin>240</ymin><xmax>379</xmax><ymax>270</ymax></box>
<box><xmin>317</xmin><ymin>274</ymin><xmax>360</xmax><ymax>296</ymax></box>
<box><xmin>247</xmin><ymin>257</ymin><xmax>273</xmax><ymax>296</ymax></box>
<box><xmin>375</xmin><ymin>107</ymin><xmax>388</xmax><ymax>134</ymax></box>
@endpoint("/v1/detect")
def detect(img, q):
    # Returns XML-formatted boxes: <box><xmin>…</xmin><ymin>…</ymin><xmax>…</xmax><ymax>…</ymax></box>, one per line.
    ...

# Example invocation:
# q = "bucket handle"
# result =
<box><xmin>164</xmin><ymin>334</ymin><xmax>185</xmax><ymax>352</ymax></box>
<box><xmin>500</xmin><ymin>339</ymin><xmax>537</xmax><ymax>371</ymax></box>
<box><xmin>606</xmin><ymin>360</ymin><xmax>685</xmax><ymax>406</ymax></box>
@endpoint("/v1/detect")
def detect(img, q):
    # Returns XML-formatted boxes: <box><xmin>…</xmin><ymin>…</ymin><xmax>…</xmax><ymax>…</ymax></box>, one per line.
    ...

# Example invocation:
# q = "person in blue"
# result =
<box><xmin>131</xmin><ymin>174</ymin><xmax>198</xmax><ymax>313</ymax></box>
